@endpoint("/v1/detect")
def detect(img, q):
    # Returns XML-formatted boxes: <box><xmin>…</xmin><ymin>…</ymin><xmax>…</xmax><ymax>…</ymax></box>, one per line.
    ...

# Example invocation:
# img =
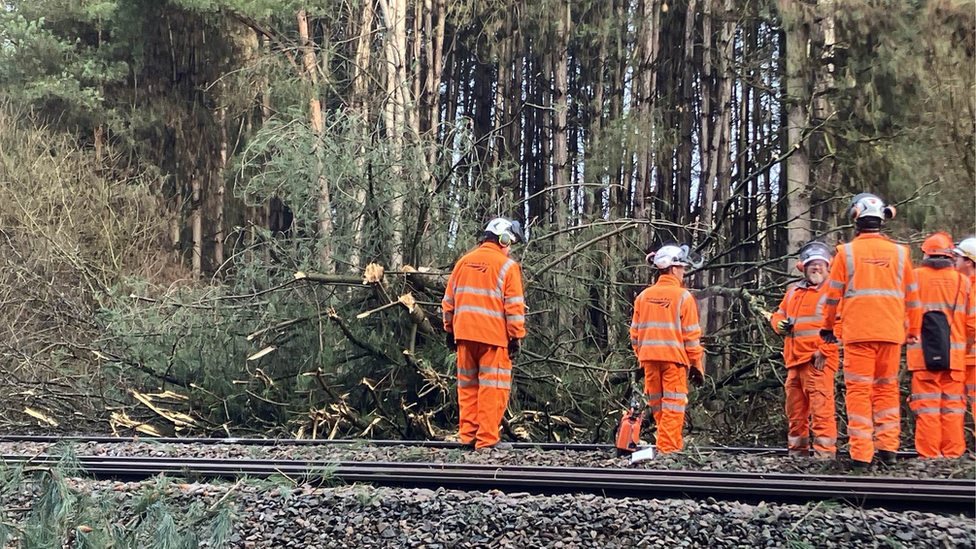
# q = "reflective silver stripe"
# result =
<box><xmin>848</xmin><ymin>428</ymin><xmax>872</xmax><ymax>438</ymax></box>
<box><xmin>942</xmin><ymin>394</ymin><xmax>966</xmax><ymax>401</ymax></box>
<box><xmin>873</xmin><ymin>407</ymin><xmax>899</xmax><ymax>420</ymax></box>
<box><xmin>663</xmin><ymin>391</ymin><xmax>687</xmax><ymax>400</ymax></box>
<box><xmin>923</xmin><ymin>302</ymin><xmax>962</xmax><ymax>312</ymax></box>
<box><xmin>847</xmin><ymin>289</ymin><xmax>904</xmax><ymax>299</ymax></box>
<box><xmin>911</xmin><ymin>393</ymin><xmax>943</xmax><ymax>401</ymax></box>
<box><xmin>942</xmin><ymin>407</ymin><xmax>966</xmax><ymax>415</ymax></box>
<box><xmin>455</xmin><ymin>286</ymin><xmax>502</xmax><ymax>299</ymax></box>
<box><xmin>458</xmin><ymin>379</ymin><xmax>479</xmax><ymax>387</ymax></box>
<box><xmin>479</xmin><ymin>379</ymin><xmax>511</xmax><ymax>389</ymax></box>
<box><xmin>443</xmin><ymin>296</ymin><xmax>455</xmax><ymax>304</ymax></box>
<box><xmin>825</xmin><ymin>298</ymin><xmax>840</xmax><ymax>306</ymax></box>
<box><xmin>444</xmin><ymin>313</ymin><xmax>454</xmax><ymax>321</ymax></box>
<box><xmin>677</xmin><ymin>290</ymin><xmax>691</xmax><ymax>327</ymax></box>
<box><xmin>896</xmin><ymin>245</ymin><xmax>906</xmax><ymax>291</ymax></box>
<box><xmin>913</xmin><ymin>407</ymin><xmax>941</xmax><ymax>415</ymax></box>
<box><xmin>647</xmin><ymin>404</ymin><xmax>662</xmax><ymax>412</ymax></box>
<box><xmin>906</xmin><ymin>343</ymin><xmax>921</xmax><ymax>350</ymax></box>
<box><xmin>788</xmin><ymin>436</ymin><xmax>810</xmax><ymax>446</ymax></box>
<box><xmin>906</xmin><ymin>301</ymin><xmax>921</xmax><ymax>309</ymax></box>
<box><xmin>844</xmin><ymin>244</ymin><xmax>855</xmax><ymax>294</ymax></box>
<box><xmin>814</xmin><ymin>436</ymin><xmax>837</xmax><ymax>447</ymax></box>
<box><xmin>630</xmin><ymin>338</ymin><xmax>639</xmax><ymax>346</ymax></box>
<box><xmin>844</xmin><ymin>372</ymin><xmax>873</xmax><ymax>383</ymax></box>
<box><xmin>506</xmin><ymin>315</ymin><xmax>525</xmax><ymax>323</ymax></box>
<box><xmin>662</xmin><ymin>402</ymin><xmax>686</xmax><ymax>412</ymax></box>
<box><xmin>454</xmin><ymin>305</ymin><xmax>505</xmax><ymax>319</ymax></box>
<box><xmin>684</xmin><ymin>339</ymin><xmax>701</xmax><ymax>348</ymax></box>
<box><xmin>639</xmin><ymin>340</ymin><xmax>685</xmax><ymax>348</ymax></box>
<box><xmin>829</xmin><ymin>280</ymin><xmax>845</xmax><ymax>290</ymax></box>
<box><xmin>874</xmin><ymin>421</ymin><xmax>899</xmax><ymax>433</ymax></box>
<box><xmin>951</xmin><ymin>342</ymin><xmax>966</xmax><ymax>350</ymax></box>
<box><xmin>847</xmin><ymin>413</ymin><xmax>872</xmax><ymax>425</ymax></box>
<box><xmin>905</xmin><ymin>282</ymin><xmax>919</xmax><ymax>293</ymax></box>
<box><xmin>682</xmin><ymin>324</ymin><xmax>700</xmax><ymax>333</ymax></box>
<box><xmin>788</xmin><ymin>329</ymin><xmax>822</xmax><ymax>338</ymax></box>
<box><xmin>793</xmin><ymin>315</ymin><xmax>823</xmax><ymax>324</ymax></box>
<box><xmin>874</xmin><ymin>376</ymin><xmax>897</xmax><ymax>385</ymax></box>
<box><xmin>965</xmin><ymin>384</ymin><xmax>976</xmax><ymax>391</ymax></box>
<box><xmin>505</xmin><ymin>296</ymin><xmax>524</xmax><ymax>305</ymax></box>
<box><xmin>646</xmin><ymin>393</ymin><xmax>663</xmax><ymax>401</ymax></box>
<box><xmin>479</xmin><ymin>366</ymin><xmax>511</xmax><ymax>377</ymax></box>
<box><xmin>775</xmin><ymin>308</ymin><xmax>787</xmax><ymax>316</ymax></box>
<box><xmin>496</xmin><ymin>259</ymin><xmax>516</xmax><ymax>297</ymax></box>
<box><xmin>457</xmin><ymin>367</ymin><xmax>478</xmax><ymax>377</ymax></box>
<box><xmin>633</xmin><ymin>321</ymin><xmax>679</xmax><ymax>330</ymax></box>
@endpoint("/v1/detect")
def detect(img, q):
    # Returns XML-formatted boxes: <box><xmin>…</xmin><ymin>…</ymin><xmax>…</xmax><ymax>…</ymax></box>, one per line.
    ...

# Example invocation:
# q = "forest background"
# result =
<box><xmin>0</xmin><ymin>0</ymin><xmax>973</xmax><ymax>445</ymax></box>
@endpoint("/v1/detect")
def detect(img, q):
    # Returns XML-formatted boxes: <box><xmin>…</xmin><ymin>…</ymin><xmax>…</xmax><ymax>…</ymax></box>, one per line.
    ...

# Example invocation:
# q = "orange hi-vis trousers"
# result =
<box><xmin>642</xmin><ymin>360</ymin><xmax>689</xmax><ymax>453</ymax></box>
<box><xmin>843</xmin><ymin>342</ymin><xmax>902</xmax><ymax>463</ymax></box>
<box><xmin>968</xmin><ymin>366</ymin><xmax>976</xmax><ymax>428</ymax></box>
<box><xmin>910</xmin><ymin>370</ymin><xmax>966</xmax><ymax>458</ymax></box>
<box><xmin>785</xmin><ymin>362</ymin><xmax>838</xmax><ymax>458</ymax></box>
<box><xmin>456</xmin><ymin>340</ymin><xmax>513</xmax><ymax>449</ymax></box>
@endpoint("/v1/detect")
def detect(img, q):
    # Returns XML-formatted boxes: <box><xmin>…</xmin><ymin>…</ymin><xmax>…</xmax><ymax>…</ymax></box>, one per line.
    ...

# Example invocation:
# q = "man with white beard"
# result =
<box><xmin>770</xmin><ymin>241</ymin><xmax>840</xmax><ymax>459</ymax></box>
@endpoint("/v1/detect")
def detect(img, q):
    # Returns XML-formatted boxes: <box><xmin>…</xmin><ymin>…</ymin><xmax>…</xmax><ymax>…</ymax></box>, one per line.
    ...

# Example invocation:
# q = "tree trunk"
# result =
<box><xmin>553</xmin><ymin>1</ymin><xmax>570</xmax><ymax>231</ymax></box>
<box><xmin>380</xmin><ymin>0</ymin><xmax>407</xmax><ymax>268</ymax></box>
<box><xmin>298</xmin><ymin>9</ymin><xmax>333</xmax><ymax>270</ymax></box>
<box><xmin>191</xmin><ymin>169</ymin><xmax>203</xmax><ymax>280</ymax></box>
<box><xmin>350</xmin><ymin>0</ymin><xmax>374</xmax><ymax>270</ymax></box>
<box><xmin>780</xmin><ymin>0</ymin><xmax>812</xmax><ymax>253</ymax></box>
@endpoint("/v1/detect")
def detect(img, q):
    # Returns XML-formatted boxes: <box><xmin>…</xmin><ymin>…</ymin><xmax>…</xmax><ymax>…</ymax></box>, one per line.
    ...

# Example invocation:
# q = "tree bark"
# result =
<box><xmin>298</xmin><ymin>9</ymin><xmax>333</xmax><ymax>270</ymax></box>
<box><xmin>779</xmin><ymin>0</ymin><xmax>812</xmax><ymax>253</ymax></box>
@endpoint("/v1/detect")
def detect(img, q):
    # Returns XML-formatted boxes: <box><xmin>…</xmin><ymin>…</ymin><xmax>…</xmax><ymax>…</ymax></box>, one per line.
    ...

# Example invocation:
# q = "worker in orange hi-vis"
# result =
<box><xmin>442</xmin><ymin>217</ymin><xmax>526</xmax><ymax>450</ymax></box>
<box><xmin>821</xmin><ymin>193</ymin><xmax>922</xmax><ymax>471</ymax></box>
<box><xmin>906</xmin><ymin>232</ymin><xmax>974</xmax><ymax>459</ymax></box>
<box><xmin>952</xmin><ymin>237</ymin><xmax>976</xmax><ymax>424</ymax></box>
<box><xmin>630</xmin><ymin>244</ymin><xmax>705</xmax><ymax>453</ymax></box>
<box><xmin>771</xmin><ymin>241</ymin><xmax>840</xmax><ymax>460</ymax></box>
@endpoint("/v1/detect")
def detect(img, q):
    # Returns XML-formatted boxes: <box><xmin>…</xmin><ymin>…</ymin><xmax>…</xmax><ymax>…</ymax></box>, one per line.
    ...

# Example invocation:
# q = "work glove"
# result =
<box><xmin>689</xmin><ymin>367</ymin><xmax>705</xmax><ymax>388</ymax></box>
<box><xmin>819</xmin><ymin>329</ymin><xmax>837</xmax><ymax>345</ymax></box>
<box><xmin>813</xmin><ymin>350</ymin><xmax>827</xmax><ymax>371</ymax></box>
<box><xmin>446</xmin><ymin>332</ymin><xmax>457</xmax><ymax>352</ymax></box>
<box><xmin>776</xmin><ymin>320</ymin><xmax>793</xmax><ymax>335</ymax></box>
<box><xmin>508</xmin><ymin>338</ymin><xmax>521</xmax><ymax>358</ymax></box>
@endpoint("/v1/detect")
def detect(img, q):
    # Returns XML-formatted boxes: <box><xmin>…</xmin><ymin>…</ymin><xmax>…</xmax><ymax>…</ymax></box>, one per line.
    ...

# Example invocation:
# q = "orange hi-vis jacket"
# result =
<box><xmin>822</xmin><ymin>233</ymin><xmax>921</xmax><ymax>344</ymax></box>
<box><xmin>770</xmin><ymin>280</ymin><xmax>839</xmax><ymax>369</ymax></box>
<box><xmin>907</xmin><ymin>265</ymin><xmax>975</xmax><ymax>371</ymax></box>
<box><xmin>442</xmin><ymin>242</ymin><xmax>526</xmax><ymax>347</ymax></box>
<box><xmin>630</xmin><ymin>274</ymin><xmax>704</xmax><ymax>374</ymax></box>
<box><xmin>968</xmin><ymin>273</ymin><xmax>976</xmax><ymax>368</ymax></box>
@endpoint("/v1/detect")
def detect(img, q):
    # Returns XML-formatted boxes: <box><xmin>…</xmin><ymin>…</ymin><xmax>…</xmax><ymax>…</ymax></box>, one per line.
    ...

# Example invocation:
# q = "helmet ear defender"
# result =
<box><xmin>884</xmin><ymin>205</ymin><xmax>896</xmax><ymax>219</ymax></box>
<box><xmin>499</xmin><ymin>232</ymin><xmax>513</xmax><ymax>246</ymax></box>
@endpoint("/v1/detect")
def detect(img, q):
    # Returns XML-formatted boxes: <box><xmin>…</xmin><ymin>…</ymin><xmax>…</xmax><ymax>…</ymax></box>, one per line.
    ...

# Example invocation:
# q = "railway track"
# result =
<box><xmin>2</xmin><ymin>453</ymin><xmax>968</xmax><ymax>513</ymax></box>
<box><xmin>0</xmin><ymin>435</ymin><xmax>920</xmax><ymax>458</ymax></box>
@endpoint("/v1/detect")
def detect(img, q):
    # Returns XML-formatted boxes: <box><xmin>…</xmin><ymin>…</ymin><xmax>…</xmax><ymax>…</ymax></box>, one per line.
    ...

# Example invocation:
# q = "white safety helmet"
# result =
<box><xmin>797</xmin><ymin>241</ymin><xmax>833</xmax><ymax>271</ymax></box>
<box><xmin>954</xmin><ymin>237</ymin><xmax>976</xmax><ymax>263</ymax></box>
<box><xmin>849</xmin><ymin>192</ymin><xmax>896</xmax><ymax>221</ymax></box>
<box><xmin>484</xmin><ymin>217</ymin><xmax>526</xmax><ymax>246</ymax></box>
<box><xmin>647</xmin><ymin>244</ymin><xmax>703</xmax><ymax>270</ymax></box>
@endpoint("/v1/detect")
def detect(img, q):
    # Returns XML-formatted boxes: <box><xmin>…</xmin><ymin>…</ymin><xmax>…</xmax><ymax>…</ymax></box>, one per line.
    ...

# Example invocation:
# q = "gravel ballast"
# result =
<box><xmin>1</xmin><ymin>440</ymin><xmax>973</xmax><ymax>479</ymax></box>
<box><xmin>3</xmin><ymin>478</ymin><xmax>973</xmax><ymax>549</ymax></box>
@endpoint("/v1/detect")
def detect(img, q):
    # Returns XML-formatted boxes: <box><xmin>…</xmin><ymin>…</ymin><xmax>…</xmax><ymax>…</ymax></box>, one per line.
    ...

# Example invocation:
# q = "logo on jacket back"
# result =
<box><xmin>860</xmin><ymin>257</ymin><xmax>891</xmax><ymax>268</ymax></box>
<box><xmin>466</xmin><ymin>263</ymin><xmax>489</xmax><ymax>273</ymax></box>
<box><xmin>645</xmin><ymin>297</ymin><xmax>672</xmax><ymax>309</ymax></box>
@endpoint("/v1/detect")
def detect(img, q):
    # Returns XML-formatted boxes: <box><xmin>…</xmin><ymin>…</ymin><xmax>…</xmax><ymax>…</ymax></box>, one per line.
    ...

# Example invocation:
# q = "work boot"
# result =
<box><xmin>481</xmin><ymin>441</ymin><xmax>514</xmax><ymax>451</ymax></box>
<box><xmin>877</xmin><ymin>450</ymin><xmax>897</xmax><ymax>466</ymax></box>
<box><xmin>460</xmin><ymin>440</ymin><xmax>476</xmax><ymax>450</ymax></box>
<box><xmin>813</xmin><ymin>450</ymin><xmax>836</xmax><ymax>461</ymax></box>
<box><xmin>850</xmin><ymin>459</ymin><xmax>871</xmax><ymax>473</ymax></box>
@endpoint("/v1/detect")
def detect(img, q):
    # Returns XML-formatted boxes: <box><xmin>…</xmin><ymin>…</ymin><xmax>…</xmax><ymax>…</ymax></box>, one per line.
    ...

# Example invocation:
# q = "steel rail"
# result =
<box><xmin>0</xmin><ymin>435</ymin><xmax>920</xmax><ymax>458</ymax></box>
<box><xmin>2</xmin><ymin>454</ymin><xmax>968</xmax><ymax>513</ymax></box>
